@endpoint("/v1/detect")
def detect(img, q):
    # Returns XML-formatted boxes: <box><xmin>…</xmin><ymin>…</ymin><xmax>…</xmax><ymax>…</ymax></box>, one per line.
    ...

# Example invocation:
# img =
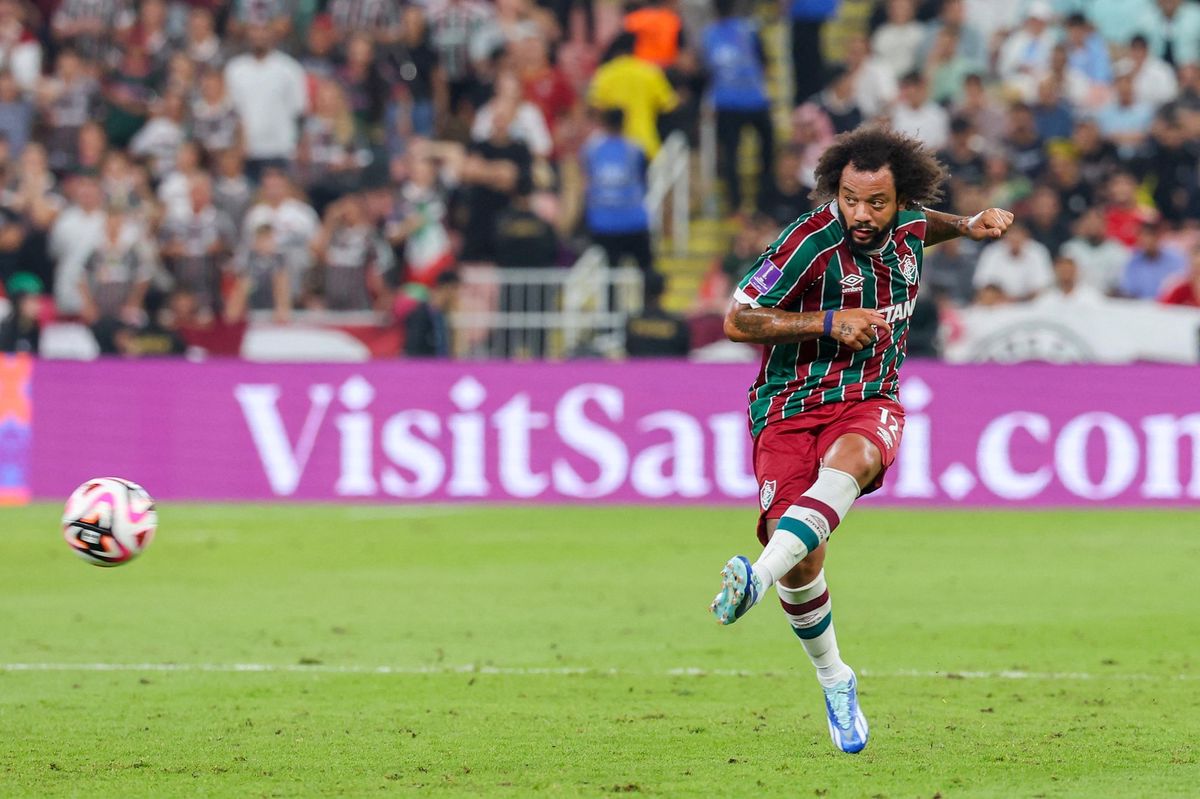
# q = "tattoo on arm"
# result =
<box><xmin>923</xmin><ymin>209</ymin><xmax>968</xmax><ymax>247</ymax></box>
<box><xmin>725</xmin><ymin>304</ymin><xmax>826</xmax><ymax>345</ymax></box>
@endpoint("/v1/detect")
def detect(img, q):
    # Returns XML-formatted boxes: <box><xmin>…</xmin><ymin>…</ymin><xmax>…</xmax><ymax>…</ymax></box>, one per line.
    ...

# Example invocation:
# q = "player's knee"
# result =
<box><xmin>824</xmin><ymin>435</ymin><xmax>883</xmax><ymax>488</ymax></box>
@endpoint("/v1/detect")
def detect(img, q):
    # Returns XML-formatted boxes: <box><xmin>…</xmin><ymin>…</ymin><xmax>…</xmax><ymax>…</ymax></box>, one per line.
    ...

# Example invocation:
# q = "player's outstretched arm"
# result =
<box><xmin>724</xmin><ymin>302</ymin><xmax>890</xmax><ymax>351</ymax></box>
<box><xmin>924</xmin><ymin>208</ymin><xmax>1015</xmax><ymax>247</ymax></box>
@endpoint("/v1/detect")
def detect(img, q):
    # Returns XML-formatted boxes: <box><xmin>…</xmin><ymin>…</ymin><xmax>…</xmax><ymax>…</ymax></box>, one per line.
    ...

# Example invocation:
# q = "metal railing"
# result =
<box><xmin>646</xmin><ymin>130</ymin><xmax>691</xmax><ymax>255</ymax></box>
<box><xmin>451</xmin><ymin>253</ymin><xmax>644</xmax><ymax>359</ymax></box>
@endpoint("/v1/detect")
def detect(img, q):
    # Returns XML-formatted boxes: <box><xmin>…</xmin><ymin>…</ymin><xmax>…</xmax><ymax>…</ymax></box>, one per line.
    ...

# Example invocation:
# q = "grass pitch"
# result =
<box><xmin>1</xmin><ymin>504</ymin><xmax>1198</xmax><ymax>798</ymax></box>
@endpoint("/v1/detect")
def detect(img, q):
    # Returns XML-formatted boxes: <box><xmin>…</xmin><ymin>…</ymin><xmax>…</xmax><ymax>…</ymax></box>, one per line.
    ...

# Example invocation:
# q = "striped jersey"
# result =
<box><xmin>734</xmin><ymin>202</ymin><xmax>926</xmax><ymax>437</ymax></box>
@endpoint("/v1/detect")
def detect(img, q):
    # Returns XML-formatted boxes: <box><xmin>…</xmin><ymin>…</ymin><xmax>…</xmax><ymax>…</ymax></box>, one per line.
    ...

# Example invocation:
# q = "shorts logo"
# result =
<box><xmin>899</xmin><ymin>253</ymin><xmax>918</xmax><ymax>285</ymax></box>
<box><xmin>747</xmin><ymin>259</ymin><xmax>783</xmax><ymax>297</ymax></box>
<box><xmin>876</xmin><ymin>425</ymin><xmax>895</xmax><ymax>449</ymax></box>
<box><xmin>839</xmin><ymin>273</ymin><xmax>864</xmax><ymax>294</ymax></box>
<box><xmin>759</xmin><ymin>479</ymin><xmax>776</xmax><ymax>511</ymax></box>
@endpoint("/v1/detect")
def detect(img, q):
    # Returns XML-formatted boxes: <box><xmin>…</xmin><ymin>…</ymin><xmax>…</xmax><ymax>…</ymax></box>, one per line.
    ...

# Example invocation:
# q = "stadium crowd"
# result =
<box><xmin>0</xmin><ymin>0</ymin><xmax>1198</xmax><ymax>359</ymax></box>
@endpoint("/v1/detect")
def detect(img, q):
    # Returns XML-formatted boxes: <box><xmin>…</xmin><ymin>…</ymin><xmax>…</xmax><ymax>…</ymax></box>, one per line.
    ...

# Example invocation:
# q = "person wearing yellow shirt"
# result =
<box><xmin>587</xmin><ymin>33</ymin><xmax>678</xmax><ymax>159</ymax></box>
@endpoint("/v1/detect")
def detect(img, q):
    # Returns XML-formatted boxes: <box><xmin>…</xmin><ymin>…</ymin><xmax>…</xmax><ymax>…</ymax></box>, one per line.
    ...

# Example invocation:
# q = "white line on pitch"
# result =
<box><xmin>0</xmin><ymin>663</ymin><xmax>1194</xmax><ymax>681</ymax></box>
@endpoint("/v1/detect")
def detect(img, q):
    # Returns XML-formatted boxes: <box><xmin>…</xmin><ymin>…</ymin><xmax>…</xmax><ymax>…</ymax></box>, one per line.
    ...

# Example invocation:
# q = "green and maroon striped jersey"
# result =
<box><xmin>734</xmin><ymin>202</ymin><xmax>926</xmax><ymax>437</ymax></box>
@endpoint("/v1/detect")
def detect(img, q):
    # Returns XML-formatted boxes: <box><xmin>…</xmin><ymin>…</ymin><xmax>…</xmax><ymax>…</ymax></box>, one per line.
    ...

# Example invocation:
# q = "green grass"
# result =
<box><xmin>1</xmin><ymin>505</ymin><xmax>1198</xmax><ymax>798</ymax></box>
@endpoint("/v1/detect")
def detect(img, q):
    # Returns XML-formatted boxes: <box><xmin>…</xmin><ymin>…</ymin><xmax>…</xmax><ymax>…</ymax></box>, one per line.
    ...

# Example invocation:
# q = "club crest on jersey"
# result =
<box><xmin>760</xmin><ymin>480</ymin><xmax>776</xmax><ymax>510</ymax></box>
<box><xmin>899</xmin><ymin>253</ymin><xmax>919</xmax><ymax>284</ymax></box>
<box><xmin>746</xmin><ymin>258</ymin><xmax>783</xmax><ymax>298</ymax></box>
<box><xmin>839</xmin><ymin>273</ymin><xmax>864</xmax><ymax>294</ymax></box>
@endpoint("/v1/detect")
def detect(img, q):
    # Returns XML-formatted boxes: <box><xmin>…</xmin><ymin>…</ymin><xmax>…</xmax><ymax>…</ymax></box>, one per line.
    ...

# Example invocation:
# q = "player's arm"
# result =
<box><xmin>724</xmin><ymin>302</ymin><xmax>890</xmax><ymax>351</ymax></box>
<box><xmin>923</xmin><ymin>208</ymin><xmax>1015</xmax><ymax>246</ymax></box>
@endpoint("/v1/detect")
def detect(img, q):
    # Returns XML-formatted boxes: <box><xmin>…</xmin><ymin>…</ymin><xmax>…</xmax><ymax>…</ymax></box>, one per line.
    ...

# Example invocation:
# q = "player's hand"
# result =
<box><xmin>964</xmin><ymin>208</ymin><xmax>1015</xmax><ymax>240</ymax></box>
<box><xmin>831</xmin><ymin>309</ymin><xmax>891</xmax><ymax>351</ymax></box>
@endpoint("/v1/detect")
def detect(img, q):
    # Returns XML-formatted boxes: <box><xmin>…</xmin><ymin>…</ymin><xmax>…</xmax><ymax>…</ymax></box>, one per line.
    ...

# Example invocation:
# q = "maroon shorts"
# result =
<box><xmin>753</xmin><ymin>397</ymin><xmax>905</xmax><ymax>545</ymax></box>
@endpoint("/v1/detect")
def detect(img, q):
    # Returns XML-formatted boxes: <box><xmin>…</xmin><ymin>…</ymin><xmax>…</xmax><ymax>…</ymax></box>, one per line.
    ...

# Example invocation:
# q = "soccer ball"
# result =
<box><xmin>62</xmin><ymin>478</ymin><xmax>157</xmax><ymax>567</ymax></box>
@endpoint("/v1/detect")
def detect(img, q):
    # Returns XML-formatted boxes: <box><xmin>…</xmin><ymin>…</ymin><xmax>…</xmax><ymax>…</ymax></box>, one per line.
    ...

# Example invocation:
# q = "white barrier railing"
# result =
<box><xmin>646</xmin><ymin>130</ymin><xmax>690</xmax><ymax>256</ymax></box>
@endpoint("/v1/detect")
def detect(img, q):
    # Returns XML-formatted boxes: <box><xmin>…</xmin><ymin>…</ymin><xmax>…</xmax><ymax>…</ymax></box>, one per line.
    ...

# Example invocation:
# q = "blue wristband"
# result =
<box><xmin>823</xmin><ymin>310</ymin><xmax>834</xmax><ymax>337</ymax></box>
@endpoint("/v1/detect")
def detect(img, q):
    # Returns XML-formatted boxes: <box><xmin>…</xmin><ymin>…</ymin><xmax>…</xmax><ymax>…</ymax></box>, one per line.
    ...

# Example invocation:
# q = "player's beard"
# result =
<box><xmin>845</xmin><ymin>215</ymin><xmax>896</xmax><ymax>254</ymax></box>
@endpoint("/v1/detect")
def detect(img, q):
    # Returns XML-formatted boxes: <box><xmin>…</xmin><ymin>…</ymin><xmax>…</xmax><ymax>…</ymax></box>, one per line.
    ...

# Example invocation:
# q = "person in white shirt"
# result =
<box><xmin>973</xmin><ymin>222</ymin><xmax>1054</xmax><ymax>302</ymax></box>
<box><xmin>997</xmin><ymin>2</ymin><xmax>1059</xmax><ymax>82</ymax></box>
<box><xmin>48</xmin><ymin>174</ymin><xmax>107</xmax><ymax>316</ymax></box>
<box><xmin>871</xmin><ymin>0</ymin><xmax>927</xmax><ymax>80</ymax></box>
<box><xmin>1035</xmin><ymin>253</ymin><xmax>1105</xmax><ymax>306</ymax></box>
<box><xmin>844</xmin><ymin>33</ymin><xmax>897</xmax><ymax>118</ymax></box>
<box><xmin>223</xmin><ymin>23</ymin><xmax>308</xmax><ymax>179</ymax></box>
<box><xmin>1059</xmin><ymin>207</ymin><xmax>1130</xmax><ymax>295</ymax></box>
<box><xmin>470</xmin><ymin>70</ymin><xmax>552</xmax><ymax>159</ymax></box>
<box><xmin>241</xmin><ymin>168</ymin><xmax>320</xmax><ymax>296</ymax></box>
<box><xmin>889</xmin><ymin>71</ymin><xmax>949</xmax><ymax>150</ymax></box>
<box><xmin>1126</xmin><ymin>35</ymin><xmax>1179</xmax><ymax>109</ymax></box>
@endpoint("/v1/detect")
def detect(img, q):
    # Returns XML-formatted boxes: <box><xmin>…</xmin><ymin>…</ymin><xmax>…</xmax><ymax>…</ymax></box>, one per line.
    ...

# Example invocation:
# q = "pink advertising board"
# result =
<box><xmin>21</xmin><ymin>360</ymin><xmax>1200</xmax><ymax>506</ymax></box>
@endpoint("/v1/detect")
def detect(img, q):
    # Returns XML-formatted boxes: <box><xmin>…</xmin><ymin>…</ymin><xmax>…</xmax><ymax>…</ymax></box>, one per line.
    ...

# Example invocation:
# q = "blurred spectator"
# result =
<box><xmin>702</xmin><ymin>0</ymin><xmax>772</xmax><ymax>215</ymax></box>
<box><xmin>814</xmin><ymin>65</ymin><xmax>864</xmax><ymax>133</ymax></box>
<box><xmin>512</xmin><ymin>30</ymin><xmax>578</xmax><ymax>155</ymax></box>
<box><xmin>48</xmin><ymin>174</ymin><xmax>106</xmax><ymax>316</ymax></box>
<box><xmin>298</xmin><ymin>80</ymin><xmax>370</xmax><ymax>214</ymax></box>
<box><xmin>937</xmin><ymin>116</ymin><xmax>985</xmax><ymax>200</ymax></box>
<box><xmin>307</xmin><ymin>193</ymin><xmax>393</xmax><ymax>311</ymax></box>
<box><xmin>184</xmin><ymin>7</ymin><xmax>224</xmax><ymax>69</ymax></box>
<box><xmin>1060</xmin><ymin>207</ymin><xmax>1129</xmax><ymax>294</ymax></box>
<box><xmin>242</xmin><ymin>167</ymin><xmax>320</xmax><ymax>283</ymax></box>
<box><xmin>52</xmin><ymin>0</ymin><xmax>132</xmax><ymax>63</ymax></box>
<box><xmin>0</xmin><ymin>0</ymin><xmax>40</xmax><ymax>93</ymax></box>
<box><xmin>1127</xmin><ymin>34</ymin><xmax>1178</xmax><ymax>109</ymax></box>
<box><xmin>1135</xmin><ymin>111</ymin><xmax>1200</xmax><ymax>223</ymax></box>
<box><xmin>972</xmin><ymin>222</ymin><xmax>1053</xmax><ymax>302</ymax></box>
<box><xmin>918</xmin><ymin>0</ymin><xmax>985</xmax><ymax>69</ymax></box>
<box><xmin>1095</xmin><ymin>69</ymin><xmax>1154</xmax><ymax>158</ymax></box>
<box><xmin>192</xmin><ymin>68</ymin><xmax>241</xmax><ymax>157</ymax></box>
<box><xmin>924</xmin><ymin>26</ymin><xmax>974</xmax><ymax>105</ymax></box>
<box><xmin>1003</xmin><ymin>103</ymin><xmax>1047</xmax><ymax>179</ymax></box>
<box><xmin>101</xmin><ymin>34</ymin><xmax>157</xmax><ymax>148</ymax></box>
<box><xmin>101</xmin><ymin>150</ymin><xmax>154</xmax><ymax>220</ymax></box>
<box><xmin>35</xmin><ymin>48</ymin><xmax>98</xmax><ymax>175</ymax></box>
<box><xmin>459</xmin><ymin>104</ymin><xmax>532</xmax><ymax>262</ymax></box>
<box><xmin>1030</xmin><ymin>78</ymin><xmax>1074</xmax><ymax>141</ymax></box>
<box><xmin>427</xmin><ymin>0</ymin><xmax>496</xmax><ymax>118</ymax></box>
<box><xmin>329</xmin><ymin>0</ymin><xmax>403</xmax><ymax>43</ymax></box>
<box><xmin>624</xmin><ymin>0</ymin><xmax>684</xmax><ymax>70</ymax></box>
<box><xmin>625</xmin><ymin>270</ymin><xmax>689</xmax><ymax>357</ymax></box>
<box><xmin>872</xmin><ymin>0</ymin><xmax>925</xmax><ymax>81</ymax></box>
<box><xmin>1072</xmin><ymin>117</ymin><xmax>1122</xmax><ymax>192</ymax></box>
<box><xmin>224</xmin><ymin>24</ymin><xmax>308</xmax><ymax>179</ymax></box>
<box><xmin>1084</xmin><ymin>0</ymin><xmax>1155</xmax><ymax>46</ymax></box>
<box><xmin>228</xmin><ymin>223</ymin><xmax>290</xmax><ymax>323</ymax></box>
<box><xmin>1024</xmin><ymin>184</ymin><xmax>1071</xmax><ymax>255</ymax></box>
<box><xmin>337</xmin><ymin>33</ymin><xmax>389</xmax><ymax>129</ymax></box>
<box><xmin>759</xmin><ymin>144</ymin><xmax>810</xmax><ymax>226</ymax></box>
<box><xmin>1138</xmin><ymin>0</ymin><xmax>1200</xmax><ymax>67</ymax></box>
<box><xmin>472</xmin><ymin>70</ymin><xmax>552</xmax><ymax>159</ymax></box>
<box><xmin>386</xmin><ymin>153</ymin><xmax>455</xmax><ymax>286</ymax></box>
<box><xmin>0</xmin><ymin>70</ymin><xmax>31</xmax><ymax>157</ymax></box>
<box><xmin>923</xmin><ymin>236</ymin><xmax>979</xmax><ymax>306</ymax></box>
<box><xmin>1159</xmin><ymin>248</ymin><xmax>1200</xmax><ymax>306</ymax></box>
<box><xmin>791</xmin><ymin>102</ymin><xmax>834</xmax><ymax>190</ymax></box>
<box><xmin>890</xmin><ymin>71</ymin><xmax>947</xmax><ymax>149</ymax></box>
<box><xmin>1062</xmin><ymin>13</ymin><xmax>1112</xmax><ymax>86</ymax></box>
<box><xmin>160</xmin><ymin>173</ymin><xmax>235</xmax><ymax>320</ymax></box>
<box><xmin>952</xmin><ymin>72</ymin><xmax>1006</xmax><ymax>149</ymax></box>
<box><xmin>1103</xmin><ymin>171</ymin><xmax>1152</xmax><ymax>246</ymax></box>
<box><xmin>1036</xmin><ymin>253</ymin><xmax>1104</xmax><ymax>305</ymax></box>
<box><xmin>1045</xmin><ymin>150</ymin><xmax>1093</xmax><ymax>217</ymax></box>
<box><xmin>213</xmin><ymin>148</ymin><xmax>254</xmax><ymax>226</ymax></box>
<box><xmin>997</xmin><ymin>2</ymin><xmax>1057</xmax><ymax>83</ymax></box>
<box><xmin>844</xmin><ymin>32</ymin><xmax>897</xmax><ymax>119</ymax></box>
<box><xmin>582</xmin><ymin>107</ymin><xmax>651</xmax><ymax>274</ymax></box>
<box><xmin>300</xmin><ymin>13</ymin><xmax>340</xmax><ymax>82</ymax></box>
<box><xmin>905</xmin><ymin>291</ymin><xmax>940</xmax><ymax>356</ymax></box>
<box><xmin>788</xmin><ymin>0</ymin><xmax>839</xmax><ymax>105</ymax></box>
<box><xmin>1118</xmin><ymin>218</ymin><xmax>1187</xmax><ymax>299</ymax></box>
<box><xmin>588</xmin><ymin>32</ymin><xmax>677</xmax><ymax>158</ymax></box>
<box><xmin>403</xmin><ymin>270</ymin><xmax>460</xmax><ymax>357</ymax></box>
<box><xmin>495</xmin><ymin>194</ymin><xmax>558</xmax><ymax>267</ymax></box>
<box><xmin>78</xmin><ymin>210</ymin><xmax>153</xmax><ymax>338</ymax></box>
<box><xmin>228</xmin><ymin>0</ymin><xmax>291</xmax><ymax>43</ymax></box>
<box><xmin>383</xmin><ymin>6</ymin><xmax>443</xmax><ymax>140</ymax></box>
<box><xmin>2</xmin><ymin>143</ymin><xmax>62</xmax><ymax>246</ymax></box>
<box><xmin>129</xmin><ymin>92</ymin><xmax>187</xmax><ymax>181</ymax></box>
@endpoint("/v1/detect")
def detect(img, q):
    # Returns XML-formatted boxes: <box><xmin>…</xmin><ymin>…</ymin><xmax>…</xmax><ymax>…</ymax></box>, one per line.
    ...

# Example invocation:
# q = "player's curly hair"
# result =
<box><xmin>810</xmin><ymin>125</ymin><xmax>947</xmax><ymax>208</ymax></box>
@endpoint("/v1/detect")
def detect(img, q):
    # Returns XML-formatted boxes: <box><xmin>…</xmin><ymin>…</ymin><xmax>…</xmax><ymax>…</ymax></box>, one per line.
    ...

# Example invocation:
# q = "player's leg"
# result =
<box><xmin>747</xmin><ymin>434</ymin><xmax>877</xmax><ymax>594</ymax></box>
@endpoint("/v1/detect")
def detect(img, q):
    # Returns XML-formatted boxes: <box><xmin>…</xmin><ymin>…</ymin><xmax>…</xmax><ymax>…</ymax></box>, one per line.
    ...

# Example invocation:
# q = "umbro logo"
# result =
<box><xmin>839</xmin><ymin>273</ymin><xmax>864</xmax><ymax>294</ymax></box>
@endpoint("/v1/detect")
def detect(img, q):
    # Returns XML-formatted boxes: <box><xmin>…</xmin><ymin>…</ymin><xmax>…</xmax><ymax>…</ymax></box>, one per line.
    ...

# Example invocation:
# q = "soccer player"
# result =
<box><xmin>709</xmin><ymin>126</ymin><xmax>1013</xmax><ymax>754</ymax></box>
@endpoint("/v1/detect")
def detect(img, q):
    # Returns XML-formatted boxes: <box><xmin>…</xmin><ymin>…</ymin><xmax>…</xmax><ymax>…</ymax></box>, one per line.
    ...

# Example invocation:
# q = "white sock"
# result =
<box><xmin>777</xmin><ymin>571</ymin><xmax>852</xmax><ymax>687</ymax></box>
<box><xmin>751</xmin><ymin>467</ymin><xmax>859</xmax><ymax>589</ymax></box>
